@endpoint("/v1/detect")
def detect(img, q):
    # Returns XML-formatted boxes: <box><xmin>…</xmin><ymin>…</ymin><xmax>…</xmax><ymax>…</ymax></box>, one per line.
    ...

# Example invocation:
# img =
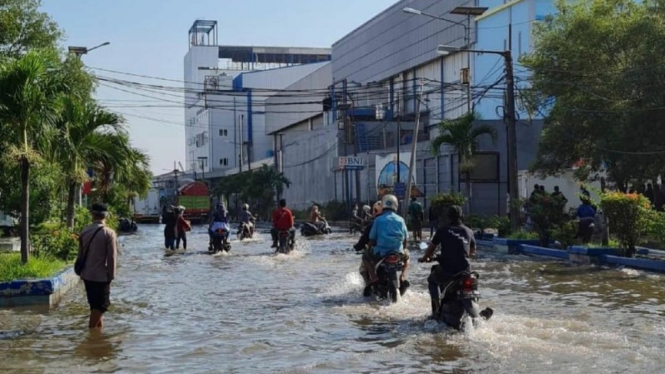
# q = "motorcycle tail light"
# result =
<box><xmin>385</xmin><ymin>255</ymin><xmax>400</xmax><ymax>264</ymax></box>
<box><xmin>462</xmin><ymin>276</ymin><xmax>477</xmax><ymax>292</ymax></box>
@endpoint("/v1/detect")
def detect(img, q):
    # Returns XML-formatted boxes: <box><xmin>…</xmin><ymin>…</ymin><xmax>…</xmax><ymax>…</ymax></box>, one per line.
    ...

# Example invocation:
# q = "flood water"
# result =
<box><xmin>2</xmin><ymin>225</ymin><xmax>665</xmax><ymax>373</ymax></box>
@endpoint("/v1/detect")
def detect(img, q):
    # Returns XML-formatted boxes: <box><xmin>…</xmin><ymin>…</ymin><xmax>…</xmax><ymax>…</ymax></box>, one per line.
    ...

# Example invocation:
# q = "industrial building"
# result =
<box><xmin>178</xmin><ymin>0</ymin><xmax>554</xmax><ymax>214</ymax></box>
<box><xmin>183</xmin><ymin>20</ymin><xmax>331</xmax><ymax>176</ymax></box>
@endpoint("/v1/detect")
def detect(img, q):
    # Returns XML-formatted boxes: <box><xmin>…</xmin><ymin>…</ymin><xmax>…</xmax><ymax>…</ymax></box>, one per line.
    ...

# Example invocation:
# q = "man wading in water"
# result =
<box><xmin>77</xmin><ymin>203</ymin><xmax>118</xmax><ymax>329</ymax></box>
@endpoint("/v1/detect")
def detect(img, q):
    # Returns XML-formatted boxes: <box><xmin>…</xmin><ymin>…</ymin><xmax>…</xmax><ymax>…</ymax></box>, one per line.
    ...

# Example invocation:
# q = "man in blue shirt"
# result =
<box><xmin>364</xmin><ymin>194</ymin><xmax>410</xmax><ymax>284</ymax></box>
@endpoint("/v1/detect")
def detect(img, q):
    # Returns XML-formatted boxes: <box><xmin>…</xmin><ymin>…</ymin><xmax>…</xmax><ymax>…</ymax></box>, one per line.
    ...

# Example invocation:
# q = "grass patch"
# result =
<box><xmin>0</xmin><ymin>253</ymin><xmax>67</xmax><ymax>282</ymax></box>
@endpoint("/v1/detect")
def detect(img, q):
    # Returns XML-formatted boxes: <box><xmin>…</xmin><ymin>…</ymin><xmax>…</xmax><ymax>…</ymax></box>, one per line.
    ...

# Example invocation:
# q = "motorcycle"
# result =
<box><xmin>276</xmin><ymin>230</ymin><xmax>295</xmax><ymax>254</ymax></box>
<box><xmin>349</xmin><ymin>218</ymin><xmax>365</xmax><ymax>234</ymax></box>
<box><xmin>433</xmin><ymin>269</ymin><xmax>493</xmax><ymax>330</ymax></box>
<box><xmin>370</xmin><ymin>253</ymin><xmax>410</xmax><ymax>303</ymax></box>
<box><xmin>209</xmin><ymin>228</ymin><xmax>232</xmax><ymax>254</ymax></box>
<box><xmin>301</xmin><ymin>219</ymin><xmax>332</xmax><ymax>237</ymax></box>
<box><xmin>237</xmin><ymin>218</ymin><xmax>255</xmax><ymax>241</ymax></box>
<box><xmin>119</xmin><ymin>217</ymin><xmax>138</xmax><ymax>233</ymax></box>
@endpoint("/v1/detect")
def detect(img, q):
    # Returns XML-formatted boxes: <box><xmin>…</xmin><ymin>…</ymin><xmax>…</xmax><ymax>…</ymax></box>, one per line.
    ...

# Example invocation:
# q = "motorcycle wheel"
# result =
<box><xmin>387</xmin><ymin>269</ymin><xmax>400</xmax><ymax>303</ymax></box>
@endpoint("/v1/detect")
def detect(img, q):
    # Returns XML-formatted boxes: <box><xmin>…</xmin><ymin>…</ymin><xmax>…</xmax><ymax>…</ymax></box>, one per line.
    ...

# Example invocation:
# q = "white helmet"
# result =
<box><xmin>381</xmin><ymin>194</ymin><xmax>398</xmax><ymax>211</ymax></box>
<box><xmin>243</xmin><ymin>203</ymin><xmax>249</xmax><ymax>210</ymax></box>
<box><xmin>362</xmin><ymin>205</ymin><xmax>370</xmax><ymax>213</ymax></box>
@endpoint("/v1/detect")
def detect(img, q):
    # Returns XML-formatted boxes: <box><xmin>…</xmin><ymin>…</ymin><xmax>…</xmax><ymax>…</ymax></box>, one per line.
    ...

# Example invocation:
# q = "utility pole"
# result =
<box><xmin>239</xmin><ymin>114</ymin><xmax>244</xmax><ymax>173</ymax></box>
<box><xmin>504</xmin><ymin>51</ymin><xmax>520</xmax><ymax>231</ymax></box>
<box><xmin>404</xmin><ymin>79</ymin><xmax>424</xmax><ymax>217</ymax></box>
<box><xmin>396</xmin><ymin>96</ymin><xmax>401</xmax><ymax>185</ymax></box>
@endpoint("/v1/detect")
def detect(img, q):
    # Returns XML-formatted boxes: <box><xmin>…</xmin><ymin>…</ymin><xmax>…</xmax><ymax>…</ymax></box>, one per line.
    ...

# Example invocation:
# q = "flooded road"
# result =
<box><xmin>2</xmin><ymin>225</ymin><xmax>665</xmax><ymax>373</ymax></box>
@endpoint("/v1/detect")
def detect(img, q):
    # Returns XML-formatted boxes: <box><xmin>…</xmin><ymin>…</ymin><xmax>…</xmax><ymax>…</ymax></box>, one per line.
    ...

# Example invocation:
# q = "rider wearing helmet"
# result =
<box><xmin>240</xmin><ymin>203</ymin><xmax>256</xmax><ymax>237</ymax></box>
<box><xmin>271</xmin><ymin>198</ymin><xmax>295</xmax><ymax>249</ymax></box>
<box><xmin>364</xmin><ymin>194</ymin><xmax>410</xmax><ymax>287</ymax></box>
<box><xmin>361</xmin><ymin>205</ymin><xmax>372</xmax><ymax>222</ymax></box>
<box><xmin>355</xmin><ymin>201</ymin><xmax>384</xmax><ymax>296</ymax></box>
<box><xmin>209</xmin><ymin>203</ymin><xmax>230</xmax><ymax>247</ymax></box>
<box><xmin>418</xmin><ymin>205</ymin><xmax>477</xmax><ymax>318</ymax></box>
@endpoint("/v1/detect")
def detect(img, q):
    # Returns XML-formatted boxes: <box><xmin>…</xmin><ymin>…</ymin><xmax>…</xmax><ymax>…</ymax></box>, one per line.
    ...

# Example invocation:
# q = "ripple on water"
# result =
<box><xmin>1</xmin><ymin>225</ymin><xmax>665</xmax><ymax>373</ymax></box>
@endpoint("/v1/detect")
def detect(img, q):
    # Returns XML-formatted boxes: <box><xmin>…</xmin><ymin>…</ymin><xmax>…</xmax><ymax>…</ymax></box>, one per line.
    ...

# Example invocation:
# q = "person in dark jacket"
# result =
<box><xmin>428</xmin><ymin>204</ymin><xmax>438</xmax><ymax>239</ymax></box>
<box><xmin>162</xmin><ymin>206</ymin><xmax>177</xmax><ymax>250</ymax></box>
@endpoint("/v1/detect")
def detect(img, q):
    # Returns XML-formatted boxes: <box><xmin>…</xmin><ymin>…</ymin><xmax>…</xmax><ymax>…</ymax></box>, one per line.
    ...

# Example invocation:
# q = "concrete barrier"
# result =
<box><xmin>601</xmin><ymin>255</ymin><xmax>665</xmax><ymax>273</ymax></box>
<box><xmin>0</xmin><ymin>266</ymin><xmax>78</xmax><ymax>308</ymax></box>
<box><xmin>569</xmin><ymin>246</ymin><xmax>621</xmax><ymax>265</ymax></box>
<box><xmin>492</xmin><ymin>238</ymin><xmax>541</xmax><ymax>254</ymax></box>
<box><xmin>0</xmin><ymin>238</ymin><xmax>20</xmax><ymax>252</ymax></box>
<box><xmin>520</xmin><ymin>244</ymin><xmax>569</xmax><ymax>259</ymax></box>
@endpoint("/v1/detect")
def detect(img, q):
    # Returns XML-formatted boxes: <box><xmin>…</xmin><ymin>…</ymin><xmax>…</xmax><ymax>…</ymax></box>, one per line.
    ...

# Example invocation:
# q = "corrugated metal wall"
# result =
<box><xmin>332</xmin><ymin>0</ymin><xmax>476</xmax><ymax>83</ymax></box>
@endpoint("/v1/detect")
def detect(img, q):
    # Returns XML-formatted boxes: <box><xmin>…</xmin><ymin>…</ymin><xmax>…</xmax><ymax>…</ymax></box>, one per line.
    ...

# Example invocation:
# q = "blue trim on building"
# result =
<box><xmin>233</xmin><ymin>75</ymin><xmax>243</xmax><ymax>91</ymax></box>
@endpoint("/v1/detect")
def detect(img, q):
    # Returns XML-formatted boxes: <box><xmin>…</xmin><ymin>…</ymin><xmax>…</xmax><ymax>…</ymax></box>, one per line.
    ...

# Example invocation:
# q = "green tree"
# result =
<box><xmin>0</xmin><ymin>49</ymin><xmax>69</xmax><ymax>263</ymax></box>
<box><xmin>521</xmin><ymin>0</ymin><xmax>665</xmax><ymax>188</ymax></box>
<box><xmin>51</xmin><ymin>98</ymin><xmax>124</xmax><ymax>229</ymax></box>
<box><xmin>430</xmin><ymin>111</ymin><xmax>497</xmax><ymax>212</ymax></box>
<box><xmin>0</xmin><ymin>0</ymin><xmax>62</xmax><ymax>58</ymax></box>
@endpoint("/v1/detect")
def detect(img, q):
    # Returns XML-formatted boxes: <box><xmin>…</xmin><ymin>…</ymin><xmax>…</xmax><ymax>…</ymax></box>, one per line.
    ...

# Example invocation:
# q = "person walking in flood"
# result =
<box><xmin>76</xmin><ymin>203</ymin><xmax>118</xmax><ymax>330</ymax></box>
<box><xmin>163</xmin><ymin>206</ymin><xmax>177</xmax><ymax>250</ymax></box>
<box><xmin>175</xmin><ymin>207</ymin><xmax>191</xmax><ymax>250</ymax></box>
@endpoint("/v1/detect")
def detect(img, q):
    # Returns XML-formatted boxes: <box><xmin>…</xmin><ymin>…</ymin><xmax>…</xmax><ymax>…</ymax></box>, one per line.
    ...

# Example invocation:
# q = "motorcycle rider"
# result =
<box><xmin>418</xmin><ymin>205</ymin><xmax>492</xmax><ymax>320</ymax></box>
<box><xmin>362</xmin><ymin>205</ymin><xmax>372</xmax><ymax>222</ymax></box>
<box><xmin>240</xmin><ymin>203</ymin><xmax>256</xmax><ymax>237</ymax></box>
<box><xmin>354</xmin><ymin>201</ymin><xmax>383</xmax><ymax>296</ymax></box>
<box><xmin>310</xmin><ymin>205</ymin><xmax>327</xmax><ymax>233</ymax></box>
<box><xmin>408</xmin><ymin>196</ymin><xmax>424</xmax><ymax>242</ymax></box>
<box><xmin>209</xmin><ymin>203</ymin><xmax>230</xmax><ymax>248</ymax></box>
<box><xmin>364</xmin><ymin>194</ymin><xmax>410</xmax><ymax>288</ymax></box>
<box><xmin>271</xmin><ymin>199</ymin><xmax>295</xmax><ymax>249</ymax></box>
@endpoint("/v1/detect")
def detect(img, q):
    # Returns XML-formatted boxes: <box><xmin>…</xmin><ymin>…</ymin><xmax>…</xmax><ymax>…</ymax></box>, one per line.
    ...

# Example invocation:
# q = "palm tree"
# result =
<box><xmin>51</xmin><ymin>98</ymin><xmax>124</xmax><ymax>229</ymax></box>
<box><xmin>0</xmin><ymin>50</ymin><xmax>68</xmax><ymax>263</ymax></box>
<box><xmin>431</xmin><ymin>111</ymin><xmax>497</xmax><ymax>213</ymax></box>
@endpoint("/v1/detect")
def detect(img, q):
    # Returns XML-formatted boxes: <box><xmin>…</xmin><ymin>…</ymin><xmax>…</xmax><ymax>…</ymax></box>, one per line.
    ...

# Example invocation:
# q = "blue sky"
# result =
<box><xmin>41</xmin><ymin>0</ymin><xmax>397</xmax><ymax>174</ymax></box>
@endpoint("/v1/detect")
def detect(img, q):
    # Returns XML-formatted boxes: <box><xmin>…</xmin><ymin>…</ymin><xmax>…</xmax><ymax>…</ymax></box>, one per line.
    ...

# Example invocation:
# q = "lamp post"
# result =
<box><xmin>68</xmin><ymin>42</ymin><xmax>110</xmax><ymax>57</ymax></box>
<box><xmin>437</xmin><ymin>45</ymin><xmax>519</xmax><ymax>231</ymax></box>
<box><xmin>403</xmin><ymin>7</ymin><xmax>486</xmax><ymax>113</ymax></box>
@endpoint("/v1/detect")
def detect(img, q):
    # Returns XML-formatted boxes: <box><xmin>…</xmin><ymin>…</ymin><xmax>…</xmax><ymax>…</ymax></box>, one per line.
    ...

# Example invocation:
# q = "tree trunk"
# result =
<box><xmin>20</xmin><ymin>156</ymin><xmax>30</xmax><ymax>264</ymax></box>
<box><xmin>65</xmin><ymin>179</ymin><xmax>77</xmax><ymax>230</ymax></box>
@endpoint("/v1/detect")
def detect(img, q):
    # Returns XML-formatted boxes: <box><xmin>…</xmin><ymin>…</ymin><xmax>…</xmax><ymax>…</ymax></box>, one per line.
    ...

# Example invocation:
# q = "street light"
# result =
<box><xmin>403</xmin><ymin>6</ymin><xmax>486</xmax><ymax>113</ymax></box>
<box><xmin>68</xmin><ymin>42</ymin><xmax>110</xmax><ymax>57</ymax></box>
<box><xmin>437</xmin><ymin>45</ymin><xmax>520</xmax><ymax>231</ymax></box>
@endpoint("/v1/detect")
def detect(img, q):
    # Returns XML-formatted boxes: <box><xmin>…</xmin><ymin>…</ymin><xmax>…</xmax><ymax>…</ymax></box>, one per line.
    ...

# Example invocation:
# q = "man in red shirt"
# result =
<box><xmin>271</xmin><ymin>199</ymin><xmax>295</xmax><ymax>248</ymax></box>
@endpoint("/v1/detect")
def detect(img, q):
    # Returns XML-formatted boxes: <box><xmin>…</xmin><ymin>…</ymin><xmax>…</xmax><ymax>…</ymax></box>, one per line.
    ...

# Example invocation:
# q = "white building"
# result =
<box><xmin>183</xmin><ymin>20</ymin><xmax>331</xmax><ymax>175</ymax></box>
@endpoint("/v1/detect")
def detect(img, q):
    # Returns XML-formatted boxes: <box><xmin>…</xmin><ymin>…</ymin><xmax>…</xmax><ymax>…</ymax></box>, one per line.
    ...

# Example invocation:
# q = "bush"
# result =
<box><xmin>321</xmin><ymin>200</ymin><xmax>349</xmax><ymax>222</ymax></box>
<box><xmin>646</xmin><ymin>211</ymin><xmax>665</xmax><ymax>248</ymax></box>
<box><xmin>487</xmin><ymin>215</ymin><xmax>511</xmax><ymax>237</ymax></box>
<box><xmin>527</xmin><ymin>193</ymin><xmax>567</xmax><ymax>247</ymax></box>
<box><xmin>430</xmin><ymin>192</ymin><xmax>466</xmax><ymax>224</ymax></box>
<box><xmin>31</xmin><ymin>223</ymin><xmax>79</xmax><ymax>262</ymax></box>
<box><xmin>552</xmin><ymin>220</ymin><xmax>578</xmax><ymax>250</ymax></box>
<box><xmin>600</xmin><ymin>192</ymin><xmax>651</xmax><ymax>257</ymax></box>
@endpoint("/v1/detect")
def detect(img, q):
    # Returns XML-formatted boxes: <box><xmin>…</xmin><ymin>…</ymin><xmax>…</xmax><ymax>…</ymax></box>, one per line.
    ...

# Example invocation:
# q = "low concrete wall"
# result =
<box><xmin>0</xmin><ymin>238</ymin><xmax>20</xmax><ymax>252</ymax></box>
<box><xmin>475</xmin><ymin>237</ymin><xmax>665</xmax><ymax>274</ymax></box>
<box><xmin>0</xmin><ymin>266</ymin><xmax>79</xmax><ymax>308</ymax></box>
<box><xmin>520</xmin><ymin>244</ymin><xmax>569</xmax><ymax>260</ymax></box>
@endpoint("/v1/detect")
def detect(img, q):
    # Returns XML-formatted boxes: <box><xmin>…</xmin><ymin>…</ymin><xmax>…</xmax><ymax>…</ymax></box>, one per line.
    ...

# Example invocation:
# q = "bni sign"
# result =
<box><xmin>338</xmin><ymin>156</ymin><xmax>365</xmax><ymax>170</ymax></box>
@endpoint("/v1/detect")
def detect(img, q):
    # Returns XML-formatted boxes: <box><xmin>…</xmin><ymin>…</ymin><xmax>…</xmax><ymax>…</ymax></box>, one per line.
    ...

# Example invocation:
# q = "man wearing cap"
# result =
<box><xmin>76</xmin><ymin>203</ymin><xmax>118</xmax><ymax>329</ymax></box>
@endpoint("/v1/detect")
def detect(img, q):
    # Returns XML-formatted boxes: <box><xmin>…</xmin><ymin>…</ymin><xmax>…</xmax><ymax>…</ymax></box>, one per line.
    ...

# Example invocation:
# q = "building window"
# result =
<box><xmin>518</xmin><ymin>32</ymin><xmax>522</xmax><ymax>56</ymax></box>
<box><xmin>219</xmin><ymin>129</ymin><xmax>228</xmax><ymax>137</ymax></box>
<box><xmin>197</xmin><ymin>157</ymin><xmax>208</xmax><ymax>169</ymax></box>
<box><xmin>219</xmin><ymin>158</ymin><xmax>228</xmax><ymax>166</ymax></box>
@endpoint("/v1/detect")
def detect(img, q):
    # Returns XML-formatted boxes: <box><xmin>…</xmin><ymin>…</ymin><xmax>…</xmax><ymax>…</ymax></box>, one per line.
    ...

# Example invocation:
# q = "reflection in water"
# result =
<box><xmin>75</xmin><ymin>330</ymin><xmax>119</xmax><ymax>363</ymax></box>
<box><xmin>1</xmin><ymin>225</ymin><xmax>664</xmax><ymax>373</ymax></box>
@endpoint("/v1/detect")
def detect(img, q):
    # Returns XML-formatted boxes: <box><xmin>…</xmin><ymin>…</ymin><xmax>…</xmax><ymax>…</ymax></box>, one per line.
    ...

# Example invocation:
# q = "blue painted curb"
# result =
<box><xmin>520</xmin><ymin>244</ymin><xmax>569</xmax><ymax>259</ymax></box>
<box><xmin>0</xmin><ymin>265</ymin><xmax>78</xmax><ymax>307</ymax></box>
<box><xmin>475</xmin><ymin>239</ymin><xmax>494</xmax><ymax>249</ymax></box>
<box><xmin>493</xmin><ymin>238</ymin><xmax>541</xmax><ymax>246</ymax></box>
<box><xmin>601</xmin><ymin>255</ymin><xmax>665</xmax><ymax>273</ymax></box>
<box><xmin>569</xmin><ymin>246</ymin><xmax>621</xmax><ymax>257</ymax></box>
